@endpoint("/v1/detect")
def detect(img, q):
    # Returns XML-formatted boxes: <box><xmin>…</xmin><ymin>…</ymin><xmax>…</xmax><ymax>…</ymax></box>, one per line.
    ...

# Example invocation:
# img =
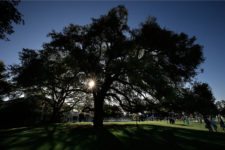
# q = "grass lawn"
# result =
<box><xmin>0</xmin><ymin>121</ymin><xmax>225</xmax><ymax>150</ymax></box>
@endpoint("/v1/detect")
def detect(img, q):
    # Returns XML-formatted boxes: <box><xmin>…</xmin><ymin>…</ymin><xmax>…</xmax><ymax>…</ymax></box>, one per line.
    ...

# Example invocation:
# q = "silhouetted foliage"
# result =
<box><xmin>0</xmin><ymin>61</ymin><xmax>11</xmax><ymax>99</ymax></box>
<box><xmin>13</xmin><ymin>5</ymin><xmax>204</xmax><ymax>128</ymax></box>
<box><xmin>0</xmin><ymin>0</ymin><xmax>24</xmax><ymax>40</ymax></box>
<box><xmin>11</xmin><ymin>49</ymin><xmax>83</xmax><ymax>122</ymax></box>
<box><xmin>0</xmin><ymin>96</ymin><xmax>47</xmax><ymax>128</ymax></box>
<box><xmin>181</xmin><ymin>82</ymin><xmax>217</xmax><ymax>115</ymax></box>
<box><xmin>104</xmin><ymin>104</ymin><xmax>123</xmax><ymax>118</ymax></box>
<box><xmin>216</xmin><ymin>100</ymin><xmax>225</xmax><ymax>115</ymax></box>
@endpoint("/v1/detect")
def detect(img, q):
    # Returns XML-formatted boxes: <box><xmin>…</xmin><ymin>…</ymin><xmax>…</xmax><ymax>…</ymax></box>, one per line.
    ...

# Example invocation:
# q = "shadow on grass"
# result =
<box><xmin>0</xmin><ymin>124</ymin><xmax>225</xmax><ymax>150</ymax></box>
<box><xmin>107</xmin><ymin>124</ymin><xmax>225</xmax><ymax>150</ymax></box>
<box><xmin>0</xmin><ymin>124</ymin><xmax>124</xmax><ymax>150</ymax></box>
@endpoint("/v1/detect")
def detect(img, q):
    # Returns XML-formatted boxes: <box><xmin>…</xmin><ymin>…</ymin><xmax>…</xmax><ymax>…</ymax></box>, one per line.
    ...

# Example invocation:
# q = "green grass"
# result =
<box><xmin>0</xmin><ymin>121</ymin><xmax>225</xmax><ymax>150</ymax></box>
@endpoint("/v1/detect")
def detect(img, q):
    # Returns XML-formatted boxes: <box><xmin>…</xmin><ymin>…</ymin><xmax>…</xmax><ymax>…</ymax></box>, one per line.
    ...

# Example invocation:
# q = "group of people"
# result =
<box><xmin>167</xmin><ymin>114</ymin><xmax>225</xmax><ymax>132</ymax></box>
<box><xmin>204</xmin><ymin>116</ymin><xmax>225</xmax><ymax>132</ymax></box>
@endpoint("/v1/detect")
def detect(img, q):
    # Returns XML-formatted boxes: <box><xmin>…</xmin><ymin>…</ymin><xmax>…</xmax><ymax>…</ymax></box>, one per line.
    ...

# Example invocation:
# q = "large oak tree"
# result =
<box><xmin>14</xmin><ymin>6</ymin><xmax>204</xmax><ymax>128</ymax></box>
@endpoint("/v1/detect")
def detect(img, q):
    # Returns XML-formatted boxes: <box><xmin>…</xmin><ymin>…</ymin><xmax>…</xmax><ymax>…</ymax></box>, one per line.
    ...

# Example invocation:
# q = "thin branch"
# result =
<box><xmin>106</xmin><ymin>93</ymin><xmax>130</xmax><ymax>110</ymax></box>
<box><xmin>110</xmin><ymin>87</ymin><xmax>132</xmax><ymax>104</ymax></box>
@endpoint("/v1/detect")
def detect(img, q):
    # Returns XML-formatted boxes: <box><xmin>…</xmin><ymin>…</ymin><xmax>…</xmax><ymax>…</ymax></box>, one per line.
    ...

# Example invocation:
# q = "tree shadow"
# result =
<box><xmin>106</xmin><ymin>124</ymin><xmax>181</xmax><ymax>150</ymax></box>
<box><xmin>0</xmin><ymin>124</ymin><xmax>124</xmax><ymax>150</ymax></box>
<box><xmin>0</xmin><ymin>124</ymin><xmax>225</xmax><ymax>150</ymax></box>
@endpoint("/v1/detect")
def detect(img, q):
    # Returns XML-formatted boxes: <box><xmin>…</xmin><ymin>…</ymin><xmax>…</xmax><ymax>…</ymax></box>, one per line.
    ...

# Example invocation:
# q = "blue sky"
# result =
<box><xmin>0</xmin><ymin>1</ymin><xmax>225</xmax><ymax>101</ymax></box>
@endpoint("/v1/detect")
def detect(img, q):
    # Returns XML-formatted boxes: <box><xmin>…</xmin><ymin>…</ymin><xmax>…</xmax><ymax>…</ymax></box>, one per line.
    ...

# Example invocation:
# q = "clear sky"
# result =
<box><xmin>0</xmin><ymin>1</ymin><xmax>225</xmax><ymax>101</ymax></box>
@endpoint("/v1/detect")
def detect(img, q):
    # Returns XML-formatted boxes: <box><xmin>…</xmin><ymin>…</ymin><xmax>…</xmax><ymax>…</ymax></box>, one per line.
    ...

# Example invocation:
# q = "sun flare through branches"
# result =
<box><xmin>87</xmin><ymin>79</ymin><xmax>95</xmax><ymax>90</ymax></box>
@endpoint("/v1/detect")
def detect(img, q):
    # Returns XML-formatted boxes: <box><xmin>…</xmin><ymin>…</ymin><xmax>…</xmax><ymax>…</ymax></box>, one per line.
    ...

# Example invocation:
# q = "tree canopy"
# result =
<box><xmin>216</xmin><ymin>100</ymin><xmax>225</xmax><ymax>115</ymax></box>
<box><xmin>180</xmin><ymin>82</ymin><xmax>216</xmax><ymax>115</ymax></box>
<box><xmin>13</xmin><ymin>5</ymin><xmax>205</xmax><ymax>128</ymax></box>
<box><xmin>0</xmin><ymin>0</ymin><xmax>24</xmax><ymax>40</ymax></box>
<box><xmin>11</xmin><ymin>49</ymin><xmax>83</xmax><ymax>122</ymax></box>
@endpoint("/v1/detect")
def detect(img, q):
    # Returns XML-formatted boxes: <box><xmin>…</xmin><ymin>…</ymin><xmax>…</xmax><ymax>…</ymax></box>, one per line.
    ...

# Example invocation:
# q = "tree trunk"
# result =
<box><xmin>51</xmin><ymin>107</ymin><xmax>61</xmax><ymax>123</ymax></box>
<box><xmin>93</xmin><ymin>76</ymin><xmax>113</xmax><ymax>128</ymax></box>
<box><xmin>93</xmin><ymin>92</ymin><xmax>104</xmax><ymax>128</ymax></box>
